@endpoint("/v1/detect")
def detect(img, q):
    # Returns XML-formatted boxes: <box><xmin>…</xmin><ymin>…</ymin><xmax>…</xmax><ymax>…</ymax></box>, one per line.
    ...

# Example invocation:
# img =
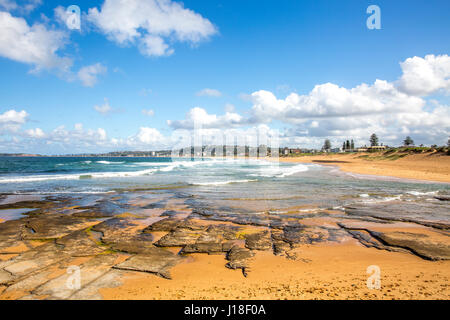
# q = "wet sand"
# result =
<box><xmin>278</xmin><ymin>152</ymin><xmax>450</xmax><ymax>183</ymax></box>
<box><xmin>99</xmin><ymin>215</ymin><xmax>450</xmax><ymax>300</ymax></box>
<box><xmin>0</xmin><ymin>171</ymin><xmax>449</xmax><ymax>300</ymax></box>
<box><xmin>101</xmin><ymin>240</ymin><xmax>450</xmax><ymax>300</ymax></box>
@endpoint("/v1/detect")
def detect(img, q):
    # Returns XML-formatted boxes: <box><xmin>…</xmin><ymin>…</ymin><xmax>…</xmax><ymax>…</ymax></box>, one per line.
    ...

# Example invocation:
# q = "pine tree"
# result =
<box><xmin>323</xmin><ymin>139</ymin><xmax>331</xmax><ymax>151</ymax></box>
<box><xmin>370</xmin><ymin>134</ymin><xmax>379</xmax><ymax>147</ymax></box>
<box><xmin>403</xmin><ymin>136</ymin><xmax>414</xmax><ymax>146</ymax></box>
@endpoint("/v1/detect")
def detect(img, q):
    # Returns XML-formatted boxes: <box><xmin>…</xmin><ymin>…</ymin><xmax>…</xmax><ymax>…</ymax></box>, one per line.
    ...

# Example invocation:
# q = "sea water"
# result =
<box><xmin>0</xmin><ymin>156</ymin><xmax>448</xmax><ymax>217</ymax></box>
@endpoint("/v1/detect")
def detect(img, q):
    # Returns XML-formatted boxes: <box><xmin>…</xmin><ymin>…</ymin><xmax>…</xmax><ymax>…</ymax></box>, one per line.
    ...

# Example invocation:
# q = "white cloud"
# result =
<box><xmin>0</xmin><ymin>11</ymin><xmax>71</xmax><ymax>72</ymax></box>
<box><xmin>142</xmin><ymin>109</ymin><xmax>155</xmax><ymax>116</ymax></box>
<box><xmin>1</xmin><ymin>121</ymin><xmax>173</xmax><ymax>153</ymax></box>
<box><xmin>0</xmin><ymin>0</ymin><xmax>17</xmax><ymax>11</ymax></box>
<box><xmin>97</xmin><ymin>128</ymin><xmax>107</xmax><ymax>140</ymax></box>
<box><xmin>0</xmin><ymin>9</ymin><xmax>105</xmax><ymax>86</ymax></box>
<box><xmin>22</xmin><ymin>0</ymin><xmax>41</xmax><ymax>13</ymax></box>
<box><xmin>224</xmin><ymin>103</ymin><xmax>235</xmax><ymax>112</ymax></box>
<box><xmin>53</xmin><ymin>5</ymin><xmax>77</xmax><ymax>29</ymax></box>
<box><xmin>94</xmin><ymin>99</ymin><xmax>113</xmax><ymax>115</ymax></box>
<box><xmin>397</xmin><ymin>54</ymin><xmax>450</xmax><ymax>96</ymax></box>
<box><xmin>25</xmin><ymin>127</ymin><xmax>45</xmax><ymax>138</ymax></box>
<box><xmin>165</xmin><ymin>55</ymin><xmax>450</xmax><ymax>147</ymax></box>
<box><xmin>134</xmin><ymin>127</ymin><xmax>164</xmax><ymax>144</ymax></box>
<box><xmin>167</xmin><ymin>107</ymin><xmax>245</xmax><ymax>129</ymax></box>
<box><xmin>77</xmin><ymin>63</ymin><xmax>107</xmax><ymax>87</ymax></box>
<box><xmin>249</xmin><ymin>80</ymin><xmax>424</xmax><ymax>123</ymax></box>
<box><xmin>87</xmin><ymin>0</ymin><xmax>217</xmax><ymax>57</ymax></box>
<box><xmin>0</xmin><ymin>0</ymin><xmax>41</xmax><ymax>13</ymax></box>
<box><xmin>196</xmin><ymin>88</ymin><xmax>222</xmax><ymax>97</ymax></box>
<box><xmin>0</xmin><ymin>109</ymin><xmax>28</xmax><ymax>132</ymax></box>
<box><xmin>139</xmin><ymin>34</ymin><xmax>173</xmax><ymax>57</ymax></box>
<box><xmin>47</xmin><ymin>124</ymin><xmax>108</xmax><ymax>147</ymax></box>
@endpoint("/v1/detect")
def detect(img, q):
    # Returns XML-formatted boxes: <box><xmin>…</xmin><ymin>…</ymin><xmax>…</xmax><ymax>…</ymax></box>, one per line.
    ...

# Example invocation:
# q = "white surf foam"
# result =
<box><xmin>360</xmin><ymin>195</ymin><xmax>402</xmax><ymax>204</ymax></box>
<box><xmin>0</xmin><ymin>168</ymin><xmax>157</xmax><ymax>183</ymax></box>
<box><xmin>359</xmin><ymin>193</ymin><xmax>370</xmax><ymax>198</ymax></box>
<box><xmin>405</xmin><ymin>190</ymin><xmax>438</xmax><ymax>196</ymax></box>
<box><xmin>250</xmin><ymin>164</ymin><xmax>310</xmax><ymax>178</ymax></box>
<box><xmin>191</xmin><ymin>179</ymin><xmax>258</xmax><ymax>186</ymax></box>
<box><xmin>96</xmin><ymin>161</ymin><xmax>125</xmax><ymax>164</ymax></box>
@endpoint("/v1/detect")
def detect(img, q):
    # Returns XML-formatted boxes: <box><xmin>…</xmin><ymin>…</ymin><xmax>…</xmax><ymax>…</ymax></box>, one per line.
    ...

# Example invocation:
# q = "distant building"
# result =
<box><xmin>367</xmin><ymin>146</ymin><xmax>387</xmax><ymax>151</ymax></box>
<box><xmin>280</xmin><ymin>147</ymin><xmax>303</xmax><ymax>156</ymax></box>
<box><xmin>330</xmin><ymin>147</ymin><xmax>342</xmax><ymax>153</ymax></box>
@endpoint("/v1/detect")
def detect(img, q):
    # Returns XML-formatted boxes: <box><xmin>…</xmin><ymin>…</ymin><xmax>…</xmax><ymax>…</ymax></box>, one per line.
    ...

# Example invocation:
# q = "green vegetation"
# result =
<box><xmin>370</xmin><ymin>133</ymin><xmax>379</xmax><ymax>146</ymax></box>
<box><xmin>323</xmin><ymin>139</ymin><xmax>331</xmax><ymax>151</ymax></box>
<box><xmin>357</xmin><ymin>145</ymin><xmax>449</xmax><ymax>160</ymax></box>
<box><xmin>403</xmin><ymin>136</ymin><xmax>414</xmax><ymax>146</ymax></box>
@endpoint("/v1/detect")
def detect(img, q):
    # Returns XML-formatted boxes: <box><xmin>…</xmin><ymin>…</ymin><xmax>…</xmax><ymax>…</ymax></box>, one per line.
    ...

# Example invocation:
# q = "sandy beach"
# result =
<box><xmin>100</xmin><ymin>216</ymin><xmax>450</xmax><ymax>300</ymax></box>
<box><xmin>278</xmin><ymin>152</ymin><xmax>450</xmax><ymax>183</ymax></box>
<box><xmin>101</xmin><ymin>242</ymin><xmax>449</xmax><ymax>300</ymax></box>
<box><xmin>0</xmin><ymin>155</ymin><xmax>449</xmax><ymax>300</ymax></box>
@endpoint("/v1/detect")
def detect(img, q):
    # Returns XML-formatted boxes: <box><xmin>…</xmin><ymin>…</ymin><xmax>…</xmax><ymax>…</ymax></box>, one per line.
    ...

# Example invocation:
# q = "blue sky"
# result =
<box><xmin>0</xmin><ymin>0</ymin><xmax>449</xmax><ymax>154</ymax></box>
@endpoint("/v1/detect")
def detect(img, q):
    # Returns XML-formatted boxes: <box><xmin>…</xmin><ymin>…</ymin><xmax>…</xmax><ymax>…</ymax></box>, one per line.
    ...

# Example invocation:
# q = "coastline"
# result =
<box><xmin>0</xmin><ymin>156</ymin><xmax>449</xmax><ymax>300</ymax></box>
<box><xmin>277</xmin><ymin>152</ymin><xmax>450</xmax><ymax>184</ymax></box>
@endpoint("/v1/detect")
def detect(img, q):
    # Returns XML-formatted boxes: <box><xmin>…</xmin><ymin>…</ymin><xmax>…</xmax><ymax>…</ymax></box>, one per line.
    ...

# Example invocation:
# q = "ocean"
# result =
<box><xmin>0</xmin><ymin>156</ymin><xmax>448</xmax><ymax>218</ymax></box>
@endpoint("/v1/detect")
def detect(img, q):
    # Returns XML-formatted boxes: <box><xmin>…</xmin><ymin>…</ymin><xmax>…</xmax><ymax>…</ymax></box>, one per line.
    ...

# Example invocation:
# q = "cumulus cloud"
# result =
<box><xmin>77</xmin><ymin>63</ymin><xmax>107</xmax><ymax>87</ymax></box>
<box><xmin>249</xmin><ymin>80</ymin><xmax>425</xmax><ymax>123</ymax></box>
<box><xmin>224</xmin><ymin>103</ymin><xmax>235</xmax><ymax>112</ymax></box>
<box><xmin>235</xmin><ymin>54</ymin><xmax>450</xmax><ymax>146</ymax></box>
<box><xmin>20</xmin><ymin>0</ymin><xmax>41</xmax><ymax>13</ymax></box>
<box><xmin>134</xmin><ymin>127</ymin><xmax>164</xmax><ymax>144</ymax></box>
<box><xmin>86</xmin><ymin>0</ymin><xmax>217</xmax><ymax>57</ymax></box>
<box><xmin>167</xmin><ymin>107</ymin><xmax>245</xmax><ymax>129</ymax></box>
<box><xmin>0</xmin><ymin>10</ymin><xmax>105</xmax><ymax>86</ymax></box>
<box><xmin>0</xmin><ymin>11</ymin><xmax>71</xmax><ymax>73</ymax></box>
<box><xmin>142</xmin><ymin>109</ymin><xmax>155</xmax><ymax>116</ymax></box>
<box><xmin>48</xmin><ymin>125</ymin><xmax>107</xmax><ymax>146</ymax></box>
<box><xmin>93</xmin><ymin>99</ymin><xmax>113</xmax><ymax>115</ymax></box>
<box><xmin>397</xmin><ymin>54</ymin><xmax>450</xmax><ymax>96</ymax></box>
<box><xmin>164</xmin><ymin>55</ymin><xmax>450</xmax><ymax>147</ymax></box>
<box><xmin>196</xmin><ymin>88</ymin><xmax>222</xmax><ymax>97</ymax></box>
<box><xmin>0</xmin><ymin>0</ymin><xmax>41</xmax><ymax>13</ymax></box>
<box><xmin>0</xmin><ymin>0</ymin><xmax>17</xmax><ymax>11</ymax></box>
<box><xmin>139</xmin><ymin>34</ymin><xmax>173</xmax><ymax>57</ymax></box>
<box><xmin>0</xmin><ymin>109</ymin><xmax>28</xmax><ymax>133</ymax></box>
<box><xmin>25</xmin><ymin>127</ymin><xmax>45</xmax><ymax>138</ymax></box>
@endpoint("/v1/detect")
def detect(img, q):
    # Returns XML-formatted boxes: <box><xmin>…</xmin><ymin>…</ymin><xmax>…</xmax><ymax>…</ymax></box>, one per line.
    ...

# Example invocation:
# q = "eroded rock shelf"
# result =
<box><xmin>0</xmin><ymin>192</ymin><xmax>448</xmax><ymax>299</ymax></box>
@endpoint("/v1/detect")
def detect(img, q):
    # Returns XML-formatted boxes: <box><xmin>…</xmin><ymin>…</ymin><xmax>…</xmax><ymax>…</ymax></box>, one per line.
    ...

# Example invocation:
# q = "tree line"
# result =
<box><xmin>323</xmin><ymin>134</ymin><xmax>419</xmax><ymax>151</ymax></box>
